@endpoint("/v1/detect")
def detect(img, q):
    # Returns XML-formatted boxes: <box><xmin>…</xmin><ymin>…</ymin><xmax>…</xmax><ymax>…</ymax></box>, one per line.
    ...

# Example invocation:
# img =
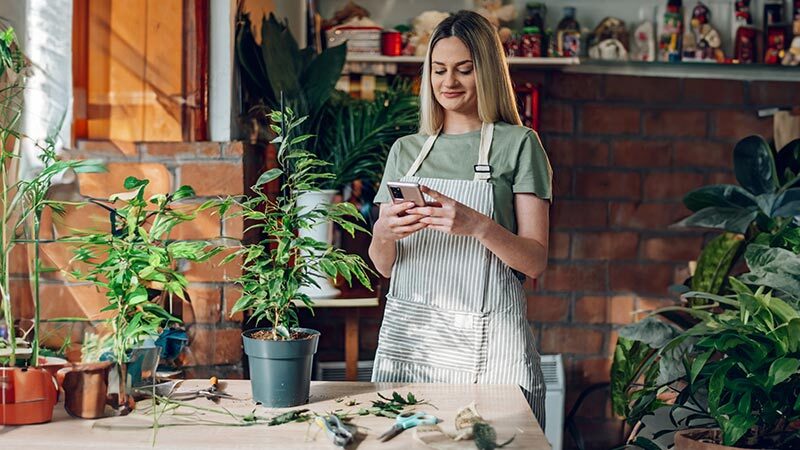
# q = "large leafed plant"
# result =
<box><xmin>224</xmin><ymin>107</ymin><xmax>372</xmax><ymax>340</ymax></box>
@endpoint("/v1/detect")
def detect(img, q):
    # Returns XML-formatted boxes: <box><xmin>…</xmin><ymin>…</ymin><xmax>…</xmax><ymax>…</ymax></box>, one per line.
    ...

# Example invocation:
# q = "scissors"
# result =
<box><xmin>170</xmin><ymin>377</ymin><xmax>235</xmax><ymax>402</ymax></box>
<box><xmin>378</xmin><ymin>411</ymin><xmax>439</xmax><ymax>442</ymax></box>
<box><xmin>315</xmin><ymin>414</ymin><xmax>354</xmax><ymax>447</ymax></box>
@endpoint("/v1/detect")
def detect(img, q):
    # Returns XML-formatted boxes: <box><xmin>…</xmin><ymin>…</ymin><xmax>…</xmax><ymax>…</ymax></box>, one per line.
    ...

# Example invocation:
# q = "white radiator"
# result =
<box><xmin>541</xmin><ymin>354</ymin><xmax>565</xmax><ymax>450</ymax></box>
<box><xmin>317</xmin><ymin>355</ymin><xmax>565</xmax><ymax>450</ymax></box>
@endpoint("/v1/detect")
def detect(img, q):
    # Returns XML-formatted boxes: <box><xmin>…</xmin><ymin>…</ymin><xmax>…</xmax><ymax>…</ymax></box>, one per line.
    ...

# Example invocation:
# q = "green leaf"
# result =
<box><xmin>254</xmin><ymin>168</ymin><xmax>283</xmax><ymax>188</ymax></box>
<box><xmin>733</xmin><ymin>135</ymin><xmax>779</xmax><ymax>195</ymax></box>
<box><xmin>775</xmin><ymin>138</ymin><xmax>800</xmax><ymax>186</ymax></box>
<box><xmin>739</xmin><ymin>244</ymin><xmax>800</xmax><ymax>302</ymax></box>
<box><xmin>690</xmin><ymin>349</ymin><xmax>714</xmax><ymax>384</ymax></box>
<box><xmin>690</xmin><ymin>232</ymin><xmax>743</xmax><ymax>294</ymax></box>
<box><xmin>768</xmin><ymin>357</ymin><xmax>800</xmax><ymax>386</ymax></box>
<box><xmin>771</xmin><ymin>188</ymin><xmax>800</xmax><ymax>217</ymax></box>
<box><xmin>683</xmin><ymin>185</ymin><xmax>758</xmax><ymax>212</ymax></box>
<box><xmin>123</xmin><ymin>176</ymin><xmax>149</xmax><ymax>190</ymax></box>
<box><xmin>674</xmin><ymin>206</ymin><xmax>760</xmax><ymax>234</ymax></box>
<box><xmin>618</xmin><ymin>317</ymin><xmax>677</xmax><ymax>349</ymax></box>
<box><xmin>127</xmin><ymin>286</ymin><xmax>148</xmax><ymax>306</ymax></box>
<box><xmin>171</xmin><ymin>185</ymin><xmax>196</xmax><ymax>202</ymax></box>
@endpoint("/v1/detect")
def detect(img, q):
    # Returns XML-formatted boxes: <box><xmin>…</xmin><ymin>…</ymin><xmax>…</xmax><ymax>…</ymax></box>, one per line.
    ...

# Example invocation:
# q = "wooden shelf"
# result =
<box><xmin>344</xmin><ymin>54</ymin><xmax>798</xmax><ymax>81</ymax></box>
<box><xmin>345</xmin><ymin>54</ymin><xmax>580</xmax><ymax>67</ymax></box>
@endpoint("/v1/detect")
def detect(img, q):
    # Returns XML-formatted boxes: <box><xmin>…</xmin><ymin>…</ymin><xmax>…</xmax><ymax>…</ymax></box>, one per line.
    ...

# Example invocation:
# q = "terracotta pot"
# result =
<box><xmin>0</xmin><ymin>367</ymin><xmax>58</xmax><ymax>425</ymax></box>
<box><xmin>57</xmin><ymin>361</ymin><xmax>113</xmax><ymax>419</ymax></box>
<box><xmin>674</xmin><ymin>429</ymin><xmax>743</xmax><ymax>450</ymax></box>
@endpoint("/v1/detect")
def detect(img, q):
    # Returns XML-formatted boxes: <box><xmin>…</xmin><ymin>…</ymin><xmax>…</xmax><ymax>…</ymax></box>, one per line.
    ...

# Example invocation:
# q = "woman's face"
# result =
<box><xmin>430</xmin><ymin>36</ymin><xmax>477</xmax><ymax>116</ymax></box>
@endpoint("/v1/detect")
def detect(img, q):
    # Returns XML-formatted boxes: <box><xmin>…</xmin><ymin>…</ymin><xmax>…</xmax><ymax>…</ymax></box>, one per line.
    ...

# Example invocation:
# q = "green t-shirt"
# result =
<box><xmin>374</xmin><ymin>121</ymin><xmax>553</xmax><ymax>233</ymax></box>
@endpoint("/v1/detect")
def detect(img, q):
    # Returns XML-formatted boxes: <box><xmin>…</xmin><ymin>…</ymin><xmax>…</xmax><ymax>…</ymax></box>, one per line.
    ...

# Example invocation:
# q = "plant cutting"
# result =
<box><xmin>69</xmin><ymin>177</ymin><xmax>221</xmax><ymax>413</ymax></box>
<box><xmin>224</xmin><ymin>106</ymin><xmax>372</xmax><ymax>407</ymax></box>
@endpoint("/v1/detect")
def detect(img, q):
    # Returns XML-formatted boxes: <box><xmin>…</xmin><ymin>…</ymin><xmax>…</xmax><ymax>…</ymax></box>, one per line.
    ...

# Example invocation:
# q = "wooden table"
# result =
<box><xmin>0</xmin><ymin>380</ymin><xmax>550</xmax><ymax>449</ymax></box>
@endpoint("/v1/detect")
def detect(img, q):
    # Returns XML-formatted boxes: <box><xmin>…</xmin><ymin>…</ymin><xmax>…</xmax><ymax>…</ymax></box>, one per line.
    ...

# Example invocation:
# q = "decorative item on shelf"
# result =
<box><xmin>682</xmin><ymin>2</ymin><xmax>725</xmax><ymax>63</ymax></box>
<box><xmin>381</xmin><ymin>29</ymin><xmax>402</xmax><ymax>56</ymax></box>
<box><xmin>587</xmin><ymin>17</ymin><xmax>629</xmax><ymax>61</ymax></box>
<box><xmin>763</xmin><ymin>0</ymin><xmax>788</xmax><ymax>65</ymax></box>
<box><xmin>519</xmin><ymin>26</ymin><xmax>544</xmax><ymax>57</ymax></box>
<box><xmin>794</xmin><ymin>0</ymin><xmax>800</xmax><ymax>35</ymax></box>
<box><xmin>524</xmin><ymin>2</ymin><xmax>546</xmax><ymax>29</ymax></box>
<box><xmin>321</xmin><ymin>0</ymin><xmax>370</xmax><ymax>29</ymax></box>
<box><xmin>474</xmin><ymin>0</ymin><xmax>517</xmax><ymax>43</ymax></box>
<box><xmin>658</xmin><ymin>0</ymin><xmax>684</xmax><ymax>62</ymax></box>
<box><xmin>733</xmin><ymin>0</ymin><xmax>757</xmax><ymax>63</ymax></box>
<box><xmin>326</xmin><ymin>18</ymin><xmax>383</xmax><ymax>56</ymax></box>
<box><xmin>555</xmin><ymin>6</ymin><xmax>581</xmax><ymax>57</ymax></box>
<box><xmin>224</xmin><ymin>105</ymin><xmax>373</xmax><ymax>407</ymax></box>
<box><xmin>784</xmin><ymin>35</ymin><xmax>800</xmax><ymax>65</ymax></box>
<box><xmin>514</xmin><ymin>82</ymin><xmax>540</xmax><ymax>131</ymax></box>
<box><xmin>406</xmin><ymin>11</ymin><xmax>450</xmax><ymax>56</ymax></box>
<box><xmin>630</xmin><ymin>8</ymin><xmax>656</xmax><ymax>62</ymax></box>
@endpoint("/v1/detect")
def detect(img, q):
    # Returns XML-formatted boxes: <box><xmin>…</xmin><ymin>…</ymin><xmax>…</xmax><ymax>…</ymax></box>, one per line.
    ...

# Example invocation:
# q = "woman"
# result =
<box><xmin>368</xmin><ymin>10</ymin><xmax>552</xmax><ymax>426</ymax></box>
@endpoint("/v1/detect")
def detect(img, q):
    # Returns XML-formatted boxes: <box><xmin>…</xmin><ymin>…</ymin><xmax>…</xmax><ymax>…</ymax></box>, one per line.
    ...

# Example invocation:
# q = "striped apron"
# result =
<box><xmin>372</xmin><ymin>122</ymin><xmax>546</xmax><ymax>427</ymax></box>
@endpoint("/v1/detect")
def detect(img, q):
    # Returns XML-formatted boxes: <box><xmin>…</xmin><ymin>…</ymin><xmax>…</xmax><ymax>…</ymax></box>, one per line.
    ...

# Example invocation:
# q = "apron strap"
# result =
<box><xmin>405</xmin><ymin>122</ymin><xmax>494</xmax><ymax>181</ymax></box>
<box><xmin>405</xmin><ymin>133</ymin><xmax>438</xmax><ymax>177</ymax></box>
<box><xmin>473</xmin><ymin>122</ymin><xmax>494</xmax><ymax>182</ymax></box>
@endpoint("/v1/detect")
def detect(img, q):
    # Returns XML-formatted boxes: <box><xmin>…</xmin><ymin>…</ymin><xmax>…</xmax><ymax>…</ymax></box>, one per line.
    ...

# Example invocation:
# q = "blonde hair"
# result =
<box><xmin>419</xmin><ymin>10</ymin><xmax>522</xmax><ymax>135</ymax></box>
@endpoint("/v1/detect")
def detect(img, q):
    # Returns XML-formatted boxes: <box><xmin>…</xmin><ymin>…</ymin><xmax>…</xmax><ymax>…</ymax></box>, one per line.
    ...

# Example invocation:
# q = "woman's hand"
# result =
<box><xmin>407</xmin><ymin>186</ymin><xmax>491</xmax><ymax>238</ymax></box>
<box><xmin>373</xmin><ymin>202</ymin><xmax>428</xmax><ymax>242</ymax></box>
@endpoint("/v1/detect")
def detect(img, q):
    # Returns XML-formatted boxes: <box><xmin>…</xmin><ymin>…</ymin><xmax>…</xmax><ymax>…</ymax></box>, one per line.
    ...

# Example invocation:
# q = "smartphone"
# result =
<box><xmin>386</xmin><ymin>181</ymin><xmax>426</xmax><ymax>207</ymax></box>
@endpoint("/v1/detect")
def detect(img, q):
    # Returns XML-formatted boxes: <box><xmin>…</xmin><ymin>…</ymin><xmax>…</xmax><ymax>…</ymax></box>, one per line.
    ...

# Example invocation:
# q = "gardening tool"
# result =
<box><xmin>378</xmin><ymin>411</ymin><xmax>439</xmax><ymax>442</ymax></box>
<box><xmin>170</xmin><ymin>377</ymin><xmax>235</xmax><ymax>401</ymax></box>
<box><xmin>314</xmin><ymin>414</ymin><xmax>353</xmax><ymax>447</ymax></box>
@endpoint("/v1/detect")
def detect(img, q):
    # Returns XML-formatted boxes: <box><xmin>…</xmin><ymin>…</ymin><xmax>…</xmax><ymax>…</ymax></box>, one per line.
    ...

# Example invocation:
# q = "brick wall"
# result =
<box><xmin>21</xmin><ymin>140</ymin><xmax>246</xmax><ymax>378</ymax></box>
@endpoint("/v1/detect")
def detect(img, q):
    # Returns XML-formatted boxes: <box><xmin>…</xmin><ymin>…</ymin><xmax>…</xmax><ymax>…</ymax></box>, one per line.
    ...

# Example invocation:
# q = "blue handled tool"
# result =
<box><xmin>315</xmin><ymin>414</ymin><xmax>354</xmax><ymax>447</ymax></box>
<box><xmin>378</xmin><ymin>411</ymin><xmax>439</xmax><ymax>442</ymax></box>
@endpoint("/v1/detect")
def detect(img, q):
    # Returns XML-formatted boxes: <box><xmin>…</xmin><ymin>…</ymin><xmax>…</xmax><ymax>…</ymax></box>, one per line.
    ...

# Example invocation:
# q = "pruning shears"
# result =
<box><xmin>378</xmin><ymin>411</ymin><xmax>439</xmax><ymax>442</ymax></box>
<box><xmin>171</xmin><ymin>376</ymin><xmax>235</xmax><ymax>402</ymax></box>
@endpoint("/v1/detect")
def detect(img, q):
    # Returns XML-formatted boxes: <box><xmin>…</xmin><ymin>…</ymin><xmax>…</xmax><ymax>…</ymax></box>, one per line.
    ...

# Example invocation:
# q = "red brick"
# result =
<box><xmin>223</xmin><ymin>285</ymin><xmax>244</xmax><ymax>322</ymax></box>
<box><xmin>575</xmin><ymin>171</ymin><xmax>641</xmax><ymax>200</ymax></box>
<box><xmin>567</xmin><ymin>357</ymin><xmax>613</xmax><ymax>386</ymax></box>
<box><xmin>612</xmin><ymin>140</ymin><xmax>672</xmax><ymax>168</ymax></box>
<box><xmin>172</xmin><ymin>207</ymin><xmax>222</xmax><ymax>240</ymax></box>
<box><xmin>9</xmin><ymin>244</ymin><xmax>28</xmax><ymax>275</ymax></box>
<box><xmin>549</xmin><ymin>232</ymin><xmax>570</xmax><ymax>259</ymax></box>
<box><xmin>604</xmin><ymin>75</ymin><xmax>681</xmax><ymax>103</ymax></box>
<box><xmin>39</xmin><ymin>242</ymin><xmax>84</xmax><ymax>280</ymax></box>
<box><xmin>144</xmin><ymin>142</ymin><xmax>220</xmax><ymax>158</ymax></box>
<box><xmin>182</xmin><ymin>247</ymin><xmax>242</xmax><ymax>282</ymax></box>
<box><xmin>553</xmin><ymin>169</ymin><xmax>572</xmax><ymax>196</ymax></box>
<box><xmin>78</xmin><ymin>163</ymin><xmax>172</xmax><ymax>199</ymax></box>
<box><xmin>540</xmin><ymin>326</ymin><xmax>604</xmax><ymax>355</ymax></box>
<box><xmin>76</xmin><ymin>140</ymin><xmax>138</xmax><ymax>157</ymax></box>
<box><xmin>222</xmin><ymin>141</ymin><xmax>244</xmax><ymax>157</ymax></box>
<box><xmin>707</xmin><ymin>171</ymin><xmax>737</xmax><ymax>185</ymax></box>
<box><xmin>552</xmin><ymin>200</ymin><xmax>607</xmax><ymax>228</ymax></box>
<box><xmin>186</xmin><ymin>327</ymin><xmax>243</xmax><ymax>366</ymax></box>
<box><xmin>643</xmin><ymin>110</ymin><xmax>707</xmax><ymax>137</ymax></box>
<box><xmin>526</xmin><ymin>295</ymin><xmax>569</xmax><ymax>322</ymax></box>
<box><xmin>185</xmin><ymin>285</ymin><xmax>222</xmax><ymax>324</ymax></box>
<box><xmin>712</xmin><ymin>110</ymin><xmax>773</xmax><ymax>141</ymax></box>
<box><xmin>643</xmin><ymin>236</ymin><xmax>704</xmax><ymax>262</ymax></box>
<box><xmin>44</xmin><ymin>203</ymin><xmax>110</xmax><ymax>239</ymax></box>
<box><xmin>9</xmin><ymin>279</ymin><xmax>33</xmax><ymax>320</ymax></box>
<box><xmin>635</xmin><ymin>297</ymin><xmax>677</xmax><ymax>320</ymax></box>
<box><xmin>683</xmin><ymin>79</ymin><xmax>745</xmax><ymax>105</ymax></box>
<box><xmin>581</xmin><ymin>104</ymin><xmax>640</xmax><ymax>135</ymax></box>
<box><xmin>540</xmin><ymin>263</ymin><xmax>607</xmax><ymax>292</ymax></box>
<box><xmin>673</xmin><ymin>141</ymin><xmax>731</xmax><ymax>168</ymax></box>
<box><xmin>546</xmin><ymin>73</ymin><xmax>603</xmax><ymax>101</ymax></box>
<box><xmin>749</xmin><ymin>81</ymin><xmax>800</xmax><ymax>107</ymax></box>
<box><xmin>643</xmin><ymin>172</ymin><xmax>705</xmax><ymax>200</ymax></box>
<box><xmin>610</xmin><ymin>202</ymin><xmax>690</xmax><ymax>229</ymax></box>
<box><xmin>539</xmin><ymin>102</ymin><xmax>574</xmax><ymax>133</ymax></box>
<box><xmin>574</xmin><ymin>295</ymin><xmax>635</xmax><ymax>324</ymax></box>
<box><xmin>181</xmin><ymin>162</ymin><xmax>243</xmax><ymax>196</ymax></box>
<box><xmin>544</xmin><ymin>137</ymin><xmax>609</xmax><ymax>167</ymax></box>
<box><xmin>609</xmin><ymin>263</ymin><xmax>674</xmax><ymax>295</ymax></box>
<box><xmin>572</xmin><ymin>232</ymin><xmax>639</xmax><ymax>260</ymax></box>
<box><xmin>222</xmin><ymin>204</ymin><xmax>244</xmax><ymax>239</ymax></box>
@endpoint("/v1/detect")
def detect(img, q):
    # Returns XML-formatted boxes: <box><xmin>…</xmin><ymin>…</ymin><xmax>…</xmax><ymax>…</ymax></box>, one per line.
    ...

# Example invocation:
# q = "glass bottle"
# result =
<box><xmin>556</xmin><ymin>7</ymin><xmax>581</xmax><ymax>57</ymax></box>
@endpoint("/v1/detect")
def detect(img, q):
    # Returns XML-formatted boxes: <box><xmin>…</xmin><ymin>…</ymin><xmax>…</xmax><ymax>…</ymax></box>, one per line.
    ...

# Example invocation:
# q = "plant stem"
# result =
<box><xmin>31</xmin><ymin>215</ymin><xmax>40</xmax><ymax>366</ymax></box>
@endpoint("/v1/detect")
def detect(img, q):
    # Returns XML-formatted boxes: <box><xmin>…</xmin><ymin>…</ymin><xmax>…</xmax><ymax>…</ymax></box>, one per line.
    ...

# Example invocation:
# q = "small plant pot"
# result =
<box><xmin>674</xmin><ymin>429</ymin><xmax>744</xmax><ymax>450</ymax></box>
<box><xmin>242</xmin><ymin>327</ymin><xmax>320</xmax><ymax>407</ymax></box>
<box><xmin>0</xmin><ymin>367</ymin><xmax>58</xmax><ymax>425</ymax></box>
<box><xmin>56</xmin><ymin>361</ymin><xmax>113</xmax><ymax>419</ymax></box>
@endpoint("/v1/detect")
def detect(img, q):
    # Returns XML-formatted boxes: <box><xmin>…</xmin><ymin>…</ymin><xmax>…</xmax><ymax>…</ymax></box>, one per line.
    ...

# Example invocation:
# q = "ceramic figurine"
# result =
<box><xmin>733</xmin><ymin>0</ymin><xmax>757</xmax><ymax>63</ymax></box>
<box><xmin>783</xmin><ymin>36</ymin><xmax>800</xmax><ymax>65</ymax></box>
<box><xmin>763</xmin><ymin>0</ymin><xmax>787</xmax><ymax>65</ymax></box>
<box><xmin>630</xmin><ymin>8</ymin><xmax>656</xmax><ymax>62</ymax></box>
<box><xmin>588</xmin><ymin>17</ymin><xmax>629</xmax><ymax>60</ymax></box>
<box><xmin>659</xmin><ymin>0</ymin><xmax>684</xmax><ymax>62</ymax></box>
<box><xmin>683</xmin><ymin>2</ymin><xmax>724</xmax><ymax>62</ymax></box>
<box><xmin>556</xmin><ymin>7</ymin><xmax>581</xmax><ymax>57</ymax></box>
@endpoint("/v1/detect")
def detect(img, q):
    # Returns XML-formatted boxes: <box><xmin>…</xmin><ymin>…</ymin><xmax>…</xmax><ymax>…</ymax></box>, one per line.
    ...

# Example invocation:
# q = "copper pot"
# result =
<box><xmin>57</xmin><ymin>361</ymin><xmax>113</xmax><ymax>419</ymax></box>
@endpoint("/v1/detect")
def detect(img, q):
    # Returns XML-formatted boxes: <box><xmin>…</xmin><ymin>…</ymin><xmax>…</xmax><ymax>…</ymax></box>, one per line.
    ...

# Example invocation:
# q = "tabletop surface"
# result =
<box><xmin>0</xmin><ymin>380</ymin><xmax>551</xmax><ymax>449</ymax></box>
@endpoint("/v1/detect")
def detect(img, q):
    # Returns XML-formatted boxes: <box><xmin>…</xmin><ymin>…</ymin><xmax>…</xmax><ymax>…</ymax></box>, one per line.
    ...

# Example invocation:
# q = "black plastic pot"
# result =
<box><xmin>242</xmin><ymin>327</ymin><xmax>320</xmax><ymax>407</ymax></box>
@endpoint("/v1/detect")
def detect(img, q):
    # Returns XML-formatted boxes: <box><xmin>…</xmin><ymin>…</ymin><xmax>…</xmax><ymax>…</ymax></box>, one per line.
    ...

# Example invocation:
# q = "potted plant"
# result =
<box><xmin>224</xmin><ymin>106</ymin><xmax>372</xmax><ymax>407</ymax></box>
<box><xmin>612</xmin><ymin>135</ymin><xmax>800</xmax><ymax>449</ymax></box>
<box><xmin>0</xmin><ymin>25</ymin><xmax>104</xmax><ymax>425</ymax></box>
<box><xmin>69</xmin><ymin>177</ymin><xmax>221</xmax><ymax>413</ymax></box>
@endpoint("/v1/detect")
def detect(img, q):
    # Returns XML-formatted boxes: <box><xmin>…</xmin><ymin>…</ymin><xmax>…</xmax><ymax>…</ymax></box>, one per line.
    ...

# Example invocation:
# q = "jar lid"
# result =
<box><xmin>522</xmin><ymin>26</ymin><xmax>541</xmax><ymax>34</ymax></box>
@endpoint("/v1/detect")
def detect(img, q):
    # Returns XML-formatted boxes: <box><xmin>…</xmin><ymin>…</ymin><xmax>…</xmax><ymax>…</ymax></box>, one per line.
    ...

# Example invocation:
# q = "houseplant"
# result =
<box><xmin>612</xmin><ymin>135</ymin><xmax>800</xmax><ymax>449</ymax></box>
<box><xmin>69</xmin><ymin>177</ymin><xmax>221</xmax><ymax>413</ymax></box>
<box><xmin>224</xmin><ymin>106</ymin><xmax>372</xmax><ymax>407</ymax></box>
